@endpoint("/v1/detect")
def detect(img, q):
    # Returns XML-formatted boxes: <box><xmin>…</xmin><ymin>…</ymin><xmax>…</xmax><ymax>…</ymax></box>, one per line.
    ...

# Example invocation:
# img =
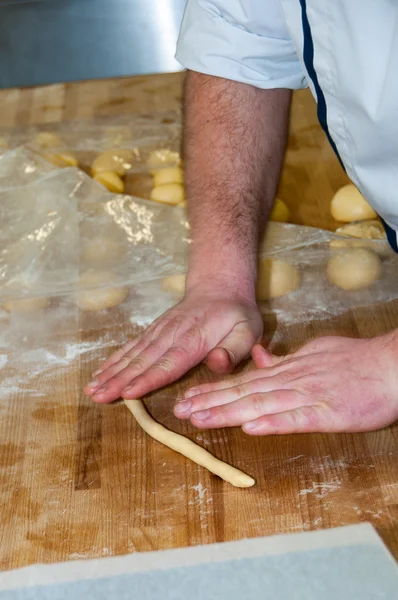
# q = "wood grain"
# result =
<box><xmin>0</xmin><ymin>73</ymin><xmax>397</xmax><ymax>570</ymax></box>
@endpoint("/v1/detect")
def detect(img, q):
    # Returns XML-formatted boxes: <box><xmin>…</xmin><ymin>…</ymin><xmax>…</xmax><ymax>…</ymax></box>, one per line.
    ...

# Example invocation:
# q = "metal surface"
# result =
<box><xmin>0</xmin><ymin>0</ymin><xmax>186</xmax><ymax>88</ymax></box>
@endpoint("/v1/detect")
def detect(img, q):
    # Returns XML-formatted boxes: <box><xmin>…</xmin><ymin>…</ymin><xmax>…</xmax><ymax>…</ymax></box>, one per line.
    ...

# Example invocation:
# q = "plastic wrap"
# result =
<box><xmin>0</xmin><ymin>141</ymin><xmax>397</xmax><ymax>401</ymax></box>
<box><xmin>0</xmin><ymin>112</ymin><xmax>182</xmax><ymax>173</ymax></box>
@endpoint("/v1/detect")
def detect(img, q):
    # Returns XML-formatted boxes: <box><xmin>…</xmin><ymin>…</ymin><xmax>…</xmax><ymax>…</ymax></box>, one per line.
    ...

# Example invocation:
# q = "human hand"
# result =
<box><xmin>84</xmin><ymin>281</ymin><xmax>263</xmax><ymax>404</ymax></box>
<box><xmin>174</xmin><ymin>333</ymin><xmax>398</xmax><ymax>434</ymax></box>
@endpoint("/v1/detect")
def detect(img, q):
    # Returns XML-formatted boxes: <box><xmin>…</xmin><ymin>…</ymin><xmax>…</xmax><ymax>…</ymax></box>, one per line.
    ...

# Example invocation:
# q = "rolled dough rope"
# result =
<box><xmin>124</xmin><ymin>399</ymin><xmax>255</xmax><ymax>488</ymax></box>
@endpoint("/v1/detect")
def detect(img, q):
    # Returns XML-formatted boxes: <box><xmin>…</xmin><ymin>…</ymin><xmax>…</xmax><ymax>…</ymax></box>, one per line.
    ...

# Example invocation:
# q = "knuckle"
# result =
<box><xmin>292</xmin><ymin>406</ymin><xmax>320</xmax><ymax>429</ymax></box>
<box><xmin>249</xmin><ymin>393</ymin><xmax>265</xmax><ymax>415</ymax></box>
<box><xmin>126</xmin><ymin>356</ymin><xmax>147</xmax><ymax>373</ymax></box>
<box><xmin>233</xmin><ymin>384</ymin><xmax>247</xmax><ymax>399</ymax></box>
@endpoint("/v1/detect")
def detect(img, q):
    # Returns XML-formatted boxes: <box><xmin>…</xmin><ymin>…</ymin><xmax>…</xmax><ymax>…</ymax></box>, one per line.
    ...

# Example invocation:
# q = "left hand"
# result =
<box><xmin>174</xmin><ymin>334</ymin><xmax>398</xmax><ymax>435</ymax></box>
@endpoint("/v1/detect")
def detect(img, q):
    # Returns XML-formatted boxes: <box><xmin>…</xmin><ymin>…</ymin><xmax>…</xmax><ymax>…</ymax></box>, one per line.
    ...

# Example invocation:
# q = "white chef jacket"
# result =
<box><xmin>176</xmin><ymin>0</ymin><xmax>398</xmax><ymax>251</ymax></box>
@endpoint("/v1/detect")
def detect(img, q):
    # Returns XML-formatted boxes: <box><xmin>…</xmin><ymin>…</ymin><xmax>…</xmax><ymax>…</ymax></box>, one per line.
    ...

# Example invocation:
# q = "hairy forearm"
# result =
<box><xmin>183</xmin><ymin>71</ymin><xmax>291</xmax><ymax>299</ymax></box>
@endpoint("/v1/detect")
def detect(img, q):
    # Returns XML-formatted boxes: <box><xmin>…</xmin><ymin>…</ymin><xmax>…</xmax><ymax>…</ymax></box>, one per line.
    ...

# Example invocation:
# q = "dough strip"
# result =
<box><xmin>124</xmin><ymin>399</ymin><xmax>255</xmax><ymax>488</ymax></box>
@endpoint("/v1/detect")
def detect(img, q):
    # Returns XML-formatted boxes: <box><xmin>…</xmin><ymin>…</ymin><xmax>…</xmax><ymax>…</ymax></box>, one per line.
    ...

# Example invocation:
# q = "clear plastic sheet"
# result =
<box><xmin>0</xmin><ymin>143</ymin><xmax>396</xmax><ymax>401</ymax></box>
<box><xmin>0</xmin><ymin>112</ymin><xmax>182</xmax><ymax>173</ymax></box>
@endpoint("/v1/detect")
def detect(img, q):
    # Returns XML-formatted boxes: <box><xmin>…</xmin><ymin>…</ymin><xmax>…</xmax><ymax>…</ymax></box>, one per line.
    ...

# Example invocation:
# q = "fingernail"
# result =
<box><xmin>184</xmin><ymin>388</ymin><xmax>198</xmax><ymax>399</ymax></box>
<box><xmin>92</xmin><ymin>370</ymin><xmax>101</xmax><ymax>378</ymax></box>
<box><xmin>86</xmin><ymin>379</ymin><xmax>100</xmax><ymax>390</ymax></box>
<box><xmin>122</xmin><ymin>386</ymin><xmax>136</xmax><ymax>398</ymax></box>
<box><xmin>243</xmin><ymin>421</ymin><xmax>261</xmax><ymax>432</ymax></box>
<box><xmin>93</xmin><ymin>384</ymin><xmax>107</xmax><ymax>398</ymax></box>
<box><xmin>174</xmin><ymin>400</ymin><xmax>192</xmax><ymax>416</ymax></box>
<box><xmin>192</xmin><ymin>409</ymin><xmax>211</xmax><ymax>421</ymax></box>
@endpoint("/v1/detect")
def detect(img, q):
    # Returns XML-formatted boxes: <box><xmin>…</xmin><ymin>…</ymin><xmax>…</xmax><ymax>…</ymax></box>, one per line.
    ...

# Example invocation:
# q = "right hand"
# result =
<box><xmin>84</xmin><ymin>281</ymin><xmax>263</xmax><ymax>404</ymax></box>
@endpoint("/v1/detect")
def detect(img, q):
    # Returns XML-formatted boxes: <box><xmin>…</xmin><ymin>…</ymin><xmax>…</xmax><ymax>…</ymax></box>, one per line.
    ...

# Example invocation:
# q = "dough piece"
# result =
<box><xmin>34</xmin><ymin>132</ymin><xmax>63</xmax><ymax>148</ymax></box>
<box><xmin>43</xmin><ymin>152</ymin><xmax>79</xmax><ymax>168</ymax></box>
<box><xmin>152</xmin><ymin>167</ymin><xmax>183</xmax><ymax>187</ymax></box>
<box><xmin>270</xmin><ymin>198</ymin><xmax>290</xmax><ymax>223</ymax></box>
<box><xmin>327</xmin><ymin>248</ymin><xmax>381</xmax><ymax>291</ymax></box>
<box><xmin>150</xmin><ymin>183</ymin><xmax>184</xmax><ymax>206</ymax></box>
<box><xmin>81</xmin><ymin>236</ymin><xmax>124</xmax><ymax>263</ymax></box>
<box><xmin>3</xmin><ymin>297</ymin><xmax>50</xmax><ymax>313</ymax></box>
<box><xmin>335</xmin><ymin>219</ymin><xmax>385</xmax><ymax>240</ymax></box>
<box><xmin>94</xmin><ymin>171</ymin><xmax>125</xmax><ymax>194</ymax></box>
<box><xmin>162</xmin><ymin>274</ymin><xmax>186</xmax><ymax>295</ymax></box>
<box><xmin>124</xmin><ymin>399</ymin><xmax>255</xmax><ymax>488</ymax></box>
<box><xmin>0</xmin><ymin>137</ymin><xmax>8</xmax><ymax>153</ymax></box>
<box><xmin>147</xmin><ymin>149</ymin><xmax>181</xmax><ymax>174</ymax></box>
<box><xmin>256</xmin><ymin>258</ymin><xmax>300</xmax><ymax>300</ymax></box>
<box><xmin>75</xmin><ymin>270</ymin><xmax>128</xmax><ymax>311</ymax></box>
<box><xmin>329</xmin><ymin>238</ymin><xmax>379</xmax><ymax>250</ymax></box>
<box><xmin>331</xmin><ymin>184</ymin><xmax>377</xmax><ymax>222</ymax></box>
<box><xmin>91</xmin><ymin>149</ymin><xmax>133</xmax><ymax>177</ymax></box>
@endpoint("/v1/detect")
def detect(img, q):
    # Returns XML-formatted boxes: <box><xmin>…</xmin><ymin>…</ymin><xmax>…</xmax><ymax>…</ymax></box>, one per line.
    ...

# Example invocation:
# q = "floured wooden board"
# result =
<box><xmin>0</xmin><ymin>525</ymin><xmax>397</xmax><ymax>599</ymax></box>
<box><xmin>0</xmin><ymin>73</ymin><xmax>397</xmax><ymax>572</ymax></box>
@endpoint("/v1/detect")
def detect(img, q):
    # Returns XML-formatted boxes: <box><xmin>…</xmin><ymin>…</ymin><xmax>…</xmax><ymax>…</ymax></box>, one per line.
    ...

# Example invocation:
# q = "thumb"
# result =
<box><xmin>206</xmin><ymin>323</ymin><xmax>258</xmax><ymax>375</ymax></box>
<box><xmin>251</xmin><ymin>344</ymin><xmax>283</xmax><ymax>369</ymax></box>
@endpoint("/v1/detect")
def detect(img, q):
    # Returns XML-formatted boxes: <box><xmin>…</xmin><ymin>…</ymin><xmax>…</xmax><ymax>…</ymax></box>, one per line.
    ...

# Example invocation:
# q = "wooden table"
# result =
<box><xmin>0</xmin><ymin>73</ymin><xmax>397</xmax><ymax>571</ymax></box>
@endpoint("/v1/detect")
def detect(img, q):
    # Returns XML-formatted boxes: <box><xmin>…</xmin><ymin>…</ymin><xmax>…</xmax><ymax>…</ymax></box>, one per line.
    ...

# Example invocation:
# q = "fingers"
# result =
<box><xmin>91</xmin><ymin>337</ymin><xmax>141</xmax><ymax>378</ymax></box>
<box><xmin>175</xmin><ymin>375</ymin><xmax>291</xmax><ymax>418</ymax></box>
<box><xmin>181</xmin><ymin>355</ymin><xmax>306</xmax><ymax>403</ymax></box>
<box><xmin>206</xmin><ymin>322</ymin><xmax>259</xmax><ymax>374</ymax></box>
<box><xmin>251</xmin><ymin>344</ymin><xmax>282</xmax><ymax>369</ymax></box>
<box><xmin>121</xmin><ymin>346</ymin><xmax>201</xmax><ymax>399</ymax></box>
<box><xmin>188</xmin><ymin>390</ymin><xmax>308</xmax><ymax>429</ymax></box>
<box><xmin>242</xmin><ymin>405</ymin><xmax>326</xmax><ymax>435</ymax></box>
<box><xmin>87</xmin><ymin>340</ymin><xmax>170</xmax><ymax>403</ymax></box>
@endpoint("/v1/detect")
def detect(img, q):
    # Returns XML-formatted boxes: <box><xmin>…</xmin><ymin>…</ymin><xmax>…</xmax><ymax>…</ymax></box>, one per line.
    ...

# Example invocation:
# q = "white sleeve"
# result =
<box><xmin>175</xmin><ymin>0</ymin><xmax>307</xmax><ymax>90</ymax></box>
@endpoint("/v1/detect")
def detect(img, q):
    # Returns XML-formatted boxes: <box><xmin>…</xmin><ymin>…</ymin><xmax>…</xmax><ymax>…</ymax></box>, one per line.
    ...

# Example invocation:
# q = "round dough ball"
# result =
<box><xmin>150</xmin><ymin>183</ymin><xmax>184</xmax><ymax>206</ymax></box>
<box><xmin>34</xmin><ymin>132</ymin><xmax>63</xmax><ymax>148</ymax></box>
<box><xmin>327</xmin><ymin>248</ymin><xmax>381</xmax><ymax>291</ymax></box>
<box><xmin>335</xmin><ymin>219</ymin><xmax>385</xmax><ymax>240</ymax></box>
<box><xmin>161</xmin><ymin>274</ymin><xmax>186</xmax><ymax>295</ymax></box>
<box><xmin>269</xmin><ymin>198</ymin><xmax>290</xmax><ymax>223</ymax></box>
<box><xmin>81</xmin><ymin>236</ymin><xmax>124</xmax><ymax>263</ymax></box>
<box><xmin>147</xmin><ymin>149</ymin><xmax>181</xmax><ymax>174</ymax></box>
<box><xmin>3</xmin><ymin>296</ymin><xmax>50</xmax><ymax>313</ymax></box>
<box><xmin>331</xmin><ymin>184</ymin><xmax>377</xmax><ymax>222</ymax></box>
<box><xmin>93</xmin><ymin>171</ymin><xmax>125</xmax><ymax>194</ymax></box>
<box><xmin>152</xmin><ymin>167</ymin><xmax>183</xmax><ymax>187</ymax></box>
<box><xmin>256</xmin><ymin>259</ymin><xmax>300</xmax><ymax>300</ymax></box>
<box><xmin>75</xmin><ymin>270</ymin><xmax>128</xmax><ymax>311</ymax></box>
<box><xmin>91</xmin><ymin>149</ymin><xmax>133</xmax><ymax>176</ymax></box>
<box><xmin>0</xmin><ymin>137</ymin><xmax>8</xmax><ymax>153</ymax></box>
<box><xmin>43</xmin><ymin>151</ymin><xmax>79</xmax><ymax>168</ymax></box>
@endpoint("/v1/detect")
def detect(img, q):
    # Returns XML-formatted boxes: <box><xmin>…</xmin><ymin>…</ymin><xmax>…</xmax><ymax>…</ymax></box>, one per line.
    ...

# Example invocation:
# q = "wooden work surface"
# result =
<box><xmin>0</xmin><ymin>73</ymin><xmax>397</xmax><ymax>570</ymax></box>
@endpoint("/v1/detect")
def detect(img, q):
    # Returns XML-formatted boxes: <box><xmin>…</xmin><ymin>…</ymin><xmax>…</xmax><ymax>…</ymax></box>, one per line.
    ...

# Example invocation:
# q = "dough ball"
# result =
<box><xmin>0</xmin><ymin>137</ymin><xmax>8</xmax><ymax>153</ymax></box>
<box><xmin>335</xmin><ymin>219</ymin><xmax>385</xmax><ymax>240</ymax></box>
<box><xmin>269</xmin><ymin>198</ymin><xmax>290</xmax><ymax>223</ymax></box>
<box><xmin>161</xmin><ymin>274</ymin><xmax>186</xmax><ymax>295</ymax></box>
<box><xmin>331</xmin><ymin>184</ymin><xmax>377</xmax><ymax>222</ymax></box>
<box><xmin>91</xmin><ymin>149</ymin><xmax>133</xmax><ymax>177</ymax></box>
<box><xmin>34</xmin><ymin>132</ymin><xmax>63</xmax><ymax>148</ymax></box>
<box><xmin>256</xmin><ymin>259</ymin><xmax>300</xmax><ymax>300</ymax></box>
<box><xmin>81</xmin><ymin>236</ymin><xmax>124</xmax><ymax>263</ymax></box>
<box><xmin>150</xmin><ymin>183</ymin><xmax>184</xmax><ymax>206</ymax></box>
<box><xmin>93</xmin><ymin>171</ymin><xmax>125</xmax><ymax>194</ymax></box>
<box><xmin>327</xmin><ymin>248</ymin><xmax>381</xmax><ymax>291</ymax></box>
<box><xmin>3</xmin><ymin>296</ymin><xmax>50</xmax><ymax>313</ymax></box>
<box><xmin>75</xmin><ymin>270</ymin><xmax>128</xmax><ymax>311</ymax></box>
<box><xmin>43</xmin><ymin>152</ymin><xmax>79</xmax><ymax>168</ymax></box>
<box><xmin>152</xmin><ymin>167</ymin><xmax>183</xmax><ymax>187</ymax></box>
<box><xmin>147</xmin><ymin>149</ymin><xmax>181</xmax><ymax>174</ymax></box>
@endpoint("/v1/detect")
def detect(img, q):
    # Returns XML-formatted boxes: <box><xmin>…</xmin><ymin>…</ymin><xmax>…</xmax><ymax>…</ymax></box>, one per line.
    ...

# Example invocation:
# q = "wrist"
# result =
<box><xmin>186</xmin><ymin>251</ymin><xmax>257</xmax><ymax>305</ymax></box>
<box><xmin>373</xmin><ymin>329</ymin><xmax>398</xmax><ymax>416</ymax></box>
